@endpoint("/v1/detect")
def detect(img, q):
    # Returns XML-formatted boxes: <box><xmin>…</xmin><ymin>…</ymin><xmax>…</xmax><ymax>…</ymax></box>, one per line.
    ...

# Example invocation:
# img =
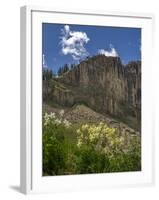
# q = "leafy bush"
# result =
<box><xmin>43</xmin><ymin>111</ymin><xmax>141</xmax><ymax>175</ymax></box>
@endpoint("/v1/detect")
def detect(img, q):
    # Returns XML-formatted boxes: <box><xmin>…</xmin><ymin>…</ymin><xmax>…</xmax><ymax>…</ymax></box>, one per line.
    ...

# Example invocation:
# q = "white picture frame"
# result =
<box><xmin>20</xmin><ymin>5</ymin><xmax>154</xmax><ymax>194</ymax></box>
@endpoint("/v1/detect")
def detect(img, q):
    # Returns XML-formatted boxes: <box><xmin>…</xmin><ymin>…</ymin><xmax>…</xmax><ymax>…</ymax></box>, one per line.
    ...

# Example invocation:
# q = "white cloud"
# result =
<box><xmin>42</xmin><ymin>54</ymin><xmax>48</xmax><ymax>68</ymax></box>
<box><xmin>60</xmin><ymin>25</ymin><xmax>90</xmax><ymax>60</ymax></box>
<box><xmin>98</xmin><ymin>44</ymin><xmax>118</xmax><ymax>57</ymax></box>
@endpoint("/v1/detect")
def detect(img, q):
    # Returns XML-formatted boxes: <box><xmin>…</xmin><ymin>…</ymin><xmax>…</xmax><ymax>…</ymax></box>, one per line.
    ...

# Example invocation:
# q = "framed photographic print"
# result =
<box><xmin>20</xmin><ymin>6</ymin><xmax>154</xmax><ymax>194</ymax></box>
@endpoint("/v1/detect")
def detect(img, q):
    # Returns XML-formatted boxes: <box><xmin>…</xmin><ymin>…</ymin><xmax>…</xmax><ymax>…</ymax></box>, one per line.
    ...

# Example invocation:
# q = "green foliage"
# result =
<box><xmin>58</xmin><ymin>64</ymin><xmax>69</xmax><ymax>76</ymax></box>
<box><xmin>42</xmin><ymin>111</ymin><xmax>72</xmax><ymax>175</ymax></box>
<box><xmin>75</xmin><ymin>145</ymin><xmax>110</xmax><ymax>174</ymax></box>
<box><xmin>43</xmin><ymin>68</ymin><xmax>54</xmax><ymax>81</ymax></box>
<box><xmin>42</xmin><ymin>68</ymin><xmax>55</xmax><ymax>102</ymax></box>
<box><xmin>43</xmin><ymin>111</ymin><xmax>141</xmax><ymax>176</ymax></box>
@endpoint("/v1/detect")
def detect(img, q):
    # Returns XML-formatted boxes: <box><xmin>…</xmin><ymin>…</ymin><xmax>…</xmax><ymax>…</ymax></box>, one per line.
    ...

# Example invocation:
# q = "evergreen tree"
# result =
<box><xmin>71</xmin><ymin>64</ymin><xmax>75</xmax><ymax>69</ymax></box>
<box><xmin>43</xmin><ymin>68</ymin><xmax>53</xmax><ymax>81</ymax></box>
<box><xmin>58</xmin><ymin>67</ymin><xmax>62</xmax><ymax>76</ymax></box>
<box><xmin>58</xmin><ymin>64</ymin><xmax>69</xmax><ymax>76</ymax></box>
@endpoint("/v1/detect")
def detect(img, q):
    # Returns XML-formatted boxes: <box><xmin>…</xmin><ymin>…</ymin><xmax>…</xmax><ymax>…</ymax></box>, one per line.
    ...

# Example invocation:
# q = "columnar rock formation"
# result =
<box><xmin>43</xmin><ymin>55</ymin><xmax>141</xmax><ymax>130</ymax></box>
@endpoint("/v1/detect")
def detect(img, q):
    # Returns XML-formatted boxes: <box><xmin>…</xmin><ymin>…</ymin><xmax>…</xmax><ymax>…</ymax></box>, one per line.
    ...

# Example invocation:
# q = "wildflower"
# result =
<box><xmin>59</xmin><ymin>109</ymin><xmax>64</xmax><ymax>117</ymax></box>
<box><xmin>77</xmin><ymin>139</ymin><xmax>82</xmax><ymax>147</ymax></box>
<box><xmin>77</xmin><ymin>129</ymin><xmax>81</xmax><ymax>134</ymax></box>
<box><xmin>81</xmin><ymin>124</ymin><xmax>89</xmax><ymax>131</ymax></box>
<box><xmin>43</xmin><ymin>113</ymin><xmax>50</xmax><ymax>126</ymax></box>
<box><xmin>54</xmin><ymin>118</ymin><xmax>61</xmax><ymax>125</ymax></box>
<box><xmin>50</xmin><ymin>112</ymin><xmax>56</xmax><ymax>119</ymax></box>
<box><xmin>63</xmin><ymin>119</ymin><xmax>71</xmax><ymax>128</ymax></box>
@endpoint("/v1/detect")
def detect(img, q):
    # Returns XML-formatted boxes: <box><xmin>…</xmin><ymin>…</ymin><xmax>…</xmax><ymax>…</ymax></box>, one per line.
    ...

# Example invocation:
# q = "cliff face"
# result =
<box><xmin>125</xmin><ymin>61</ymin><xmax>141</xmax><ymax>108</ymax></box>
<box><xmin>43</xmin><ymin>55</ymin><xmax>141</xmax><ymax>130</ymax></box>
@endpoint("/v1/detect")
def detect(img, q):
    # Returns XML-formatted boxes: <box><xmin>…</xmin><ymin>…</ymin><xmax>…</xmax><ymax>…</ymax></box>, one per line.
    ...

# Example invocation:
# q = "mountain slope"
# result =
<box><xmin>43</xmin><ymin>104</ymin><xmax>140</xmax><ymax>136</ymax></box>
<box><xmin>43</xmin><ymin>55</ymin><xmax>141</xmax><ymax>131</ymax></box>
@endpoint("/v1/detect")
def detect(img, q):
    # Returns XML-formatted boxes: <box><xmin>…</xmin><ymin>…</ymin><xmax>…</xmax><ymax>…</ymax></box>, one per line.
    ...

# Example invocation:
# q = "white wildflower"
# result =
<box><xmin>50</xmin><ymin>112</ymin><xmax>56</xmax><ymax>119</ymax></box>
<box><xmin>77</xmin><ymin>139</ymin><xmax>82</xmax><ymax>147</ymax></box>
<box><xmin>59</xmin><ymin>109</ymin><xmax>64</xmax><ymax>117</ymax></box>
<box><xmin>43</xmin><ymin>113</ymin><xmax>50</xmax><ymax>126</ymax></box>
<box><xmin>63</xmin><ymin>119</ymin><xmax>71</xmax><ymax>128</ymax></box>
<box><xmin>54</xmin><ymin>118</ymin><xmax>61</xmax><ymax>125</ymax></box>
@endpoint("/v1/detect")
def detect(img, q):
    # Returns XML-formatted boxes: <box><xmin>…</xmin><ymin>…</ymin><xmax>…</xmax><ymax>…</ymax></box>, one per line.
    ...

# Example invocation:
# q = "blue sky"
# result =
<box><xmin>42</xmin><ymin>23</ymin><xmax>141</xmax><ymax>74</ymax></box>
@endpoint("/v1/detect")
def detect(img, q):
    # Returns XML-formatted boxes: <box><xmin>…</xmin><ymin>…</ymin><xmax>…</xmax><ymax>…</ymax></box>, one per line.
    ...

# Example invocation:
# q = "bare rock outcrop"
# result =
<box><xmin>43</xmin><ymin>55</ymin><xmax>141</xmax><ymax>130</ymax></box>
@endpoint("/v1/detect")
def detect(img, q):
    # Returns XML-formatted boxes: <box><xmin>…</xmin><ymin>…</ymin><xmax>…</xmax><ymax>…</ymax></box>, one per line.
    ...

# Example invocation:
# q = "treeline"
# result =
<box><xmin>43</xmin><ymin>56</ymin><xmax>93</xmax><ymax>79</ymax></box>
<box><xmin>42</xmin><ymin>68</ymin><xmax>54</xmax><ymax>102</ymax></box>
<box><xmin>43</xmin><ymin>68</ymin><xmax>54</xmax><ymax>81</ymax></box>
<box><xmin>43</xmin><ymin>63</ymin><xmax>77</xmax><ymax>80</ymax></box>
<box><xmin>58</xmin><ymin>63</ymin><xmax>76</xmax><ymax>76</ymax></box>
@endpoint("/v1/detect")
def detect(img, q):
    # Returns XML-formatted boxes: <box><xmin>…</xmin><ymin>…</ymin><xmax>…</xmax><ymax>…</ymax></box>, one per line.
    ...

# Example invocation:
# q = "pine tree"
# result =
<box><xmin>58</xmin><ymin>67</ymin><xmax>62</xmax><ymax>76</ymax></box>
<box><xmin>43</xmin><ymin>68</ymin><xmax>53</xmax><ymax>81</ymax></box>
<box><xmin>58</xmin><ymin>64</ymin><xmax>69</xmax><ymax>76</ymax></box>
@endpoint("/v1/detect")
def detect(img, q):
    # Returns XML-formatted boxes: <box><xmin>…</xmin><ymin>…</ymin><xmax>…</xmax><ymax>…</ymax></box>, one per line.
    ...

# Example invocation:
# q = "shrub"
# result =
<box><xmin>42</xmin><ymin>111</ymin><xmax>72</xmax><ymax>175</ymax></box>
<box><xmin>76</xmin><ymin>123</ymin><xmax>141</xmax><ymax>172</ymax></box>
<box><xmin>43</xmin><ymin>112</ymin><xmax>141</xmax><ymax>175</ymax></box>
<box><xmin>77</xmin><ymin>123</ymin><xmax>124</xmax><ymax>154</ymax></box>
<box><xmin>75</xmin><ymin>145</ymin><xmax>110</xmax><ymax>174</ymax></box>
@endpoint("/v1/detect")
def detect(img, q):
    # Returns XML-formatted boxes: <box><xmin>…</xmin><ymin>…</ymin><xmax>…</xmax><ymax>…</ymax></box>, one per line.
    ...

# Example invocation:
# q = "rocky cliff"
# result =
<box><xmin>43</xmin><ymin>55</ymin><xmax>141</xmax><ymax>130</ymax></box>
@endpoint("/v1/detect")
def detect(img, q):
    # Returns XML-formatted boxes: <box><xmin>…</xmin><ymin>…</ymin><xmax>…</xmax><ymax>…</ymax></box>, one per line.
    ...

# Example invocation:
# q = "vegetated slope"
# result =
<box><xmin>43</xmin><ymin>103</ymin><xmax>140</xmax><ymax>136</ymax></box>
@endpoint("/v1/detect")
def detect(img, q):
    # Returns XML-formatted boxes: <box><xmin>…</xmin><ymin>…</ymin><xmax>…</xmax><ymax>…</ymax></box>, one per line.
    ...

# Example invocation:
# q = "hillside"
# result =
<box><xmin>43</xmin><ymin>103</ymin><xmax>140</xmax><ymax>135</ymax></box>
